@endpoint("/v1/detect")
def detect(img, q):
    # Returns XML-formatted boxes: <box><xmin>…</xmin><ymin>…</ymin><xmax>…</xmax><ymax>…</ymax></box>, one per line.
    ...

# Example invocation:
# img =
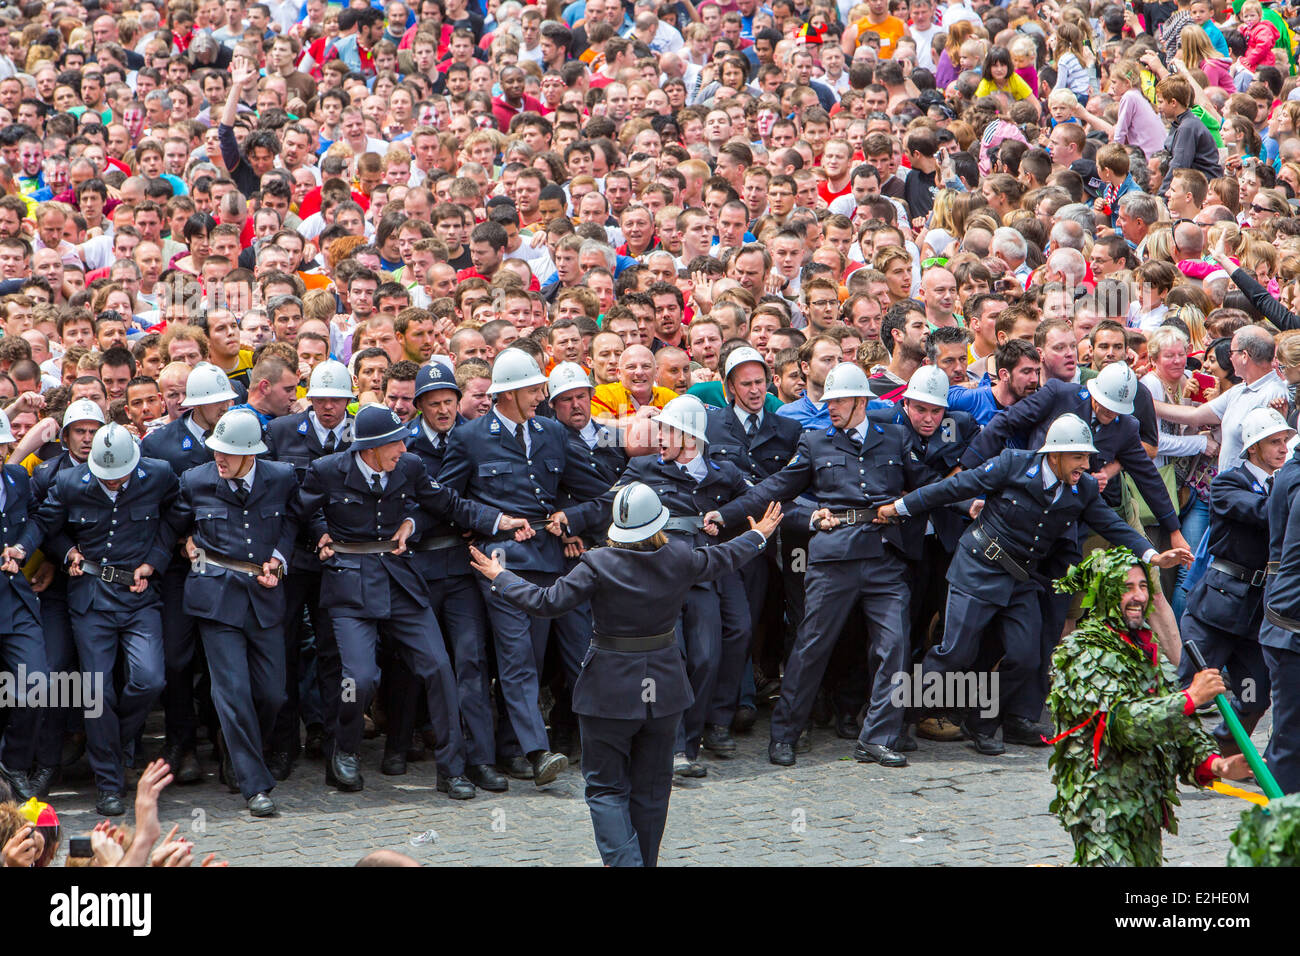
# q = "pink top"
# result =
<box><xmin>1199</xmin><ymin>56</ymin><xmax>1234</xmax><ymax>92</ymax></box>
<box><xmin>1014</xmin><ymin>65</ymin><xmax>1039</xmax><ymax>98</ymax></box>
<box><xmin>1114</xmin><ymin>88</ymin><xmax>1167</xmax><ymax>159</ymax></box>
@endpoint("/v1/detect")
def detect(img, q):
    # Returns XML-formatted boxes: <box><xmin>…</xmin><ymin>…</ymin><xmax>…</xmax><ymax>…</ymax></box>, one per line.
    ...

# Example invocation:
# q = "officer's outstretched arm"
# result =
<box><xmin>715</xmin><ymin>438</ymin><xmax>814</xmax><ymax>528</ymax></box>
<box><xmin>902</xmin><ymin>450</ymin><xmax>1012</xmax><ymax>516</ymax></box>
<box><xmin>961</xmin><ymin>381</ymin><xmax>1058</xmax><ymax>468</ymax></box>
<box><xmin>486</xmin><ymin>555</ymin><xmax>601</xmax><ymax>617</ymax></box>
<box><xmin>15</xmin><ymin>469</ymin><xmax>68</xmax><ymax>559</ymax></box>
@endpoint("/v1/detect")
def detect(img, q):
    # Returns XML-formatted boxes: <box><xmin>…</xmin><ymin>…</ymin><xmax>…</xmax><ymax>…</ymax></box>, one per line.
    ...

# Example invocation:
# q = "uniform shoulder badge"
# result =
<box><xmin>873</xmin><ymin>424</ymin><xmax>883</xmax><ymax>433</ymax></box>
<box><xmin>182</xmin><ymin>436</ymin><xmax>192</xmax><ymax>450</ymax></box>
<box><xmin>788</xmin><ymin>453</ymin><xmax>801</xmax><ymax>465</ymax></box>
<box><xmin>298</xmin><ymin>419</ymin><xmax>309</xmax><ymax>434</ymax></box>
<box><xmin>1078</xmin><ymin>388</ymin><xmax>1089</xmax><ymax>400</ymax></box>
<box><xmin>984</xmin><ymin>461</ymin><xmax>995</xmax><ymax>472</ymax></box>
<box><xmin>1026</xmin><ymin>464</ymin><xmax>1039</xmax><ymax>478</ymax></box>
<box><xmin>531</xmin><ymin>419</ymin><xmax>543</xmax><ymax>432</ymax></box>
<box><xmin>81</xmin><ymin>472</ymin><xmax>91</xmax><ymax>483</ymax></box>
<box><xmin>825</xmin><ymin>426</ymin><xmax>835</xmax><ymax>436</ymax></box>
<box><xmin>489</xmin><ymin>418</ymin><xmax>501</xmax><ymax>434</ymax></box>
<box><xmin>137</xmin><ymin>468</ymin><xmax>146</xmax><ymax>479</ymax></box>
<box><xmin>909</xmin><ymin>450</ymin><xmax>919</xmax><ymax>460</ymax></box>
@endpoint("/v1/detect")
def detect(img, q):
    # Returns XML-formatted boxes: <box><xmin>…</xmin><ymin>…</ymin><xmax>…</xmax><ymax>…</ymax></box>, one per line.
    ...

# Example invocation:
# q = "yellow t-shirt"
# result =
<box><xmin>974</xmin><ymin>74</ymin><xmax>1034</xmax><ymax>101</ymax></box>
<box><xmin>591</xmin><ymin>383</ymin><xmax>678</xmax><ymax>417</ymax></box>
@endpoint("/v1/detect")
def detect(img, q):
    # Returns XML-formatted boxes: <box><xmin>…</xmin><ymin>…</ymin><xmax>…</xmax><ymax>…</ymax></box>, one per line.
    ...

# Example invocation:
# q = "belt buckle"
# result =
<box><xmin>1252</xmin><ymin>569</ymin><xmax>1267</xmax><ymax>588</ymax></box>
<box><xmin>844</xmin><ymin>510</ymin><xmax>856</xmax><ymax>526</ymax></box>
<box><xmin>983</xmin><ymin>540</ymin><xmax>1003</xmax><ymax>562</ymax></box>
<box><xmin>100</xmin><ymin>563</ymin><xmax>116</xmax><ymax>584</ymax></box>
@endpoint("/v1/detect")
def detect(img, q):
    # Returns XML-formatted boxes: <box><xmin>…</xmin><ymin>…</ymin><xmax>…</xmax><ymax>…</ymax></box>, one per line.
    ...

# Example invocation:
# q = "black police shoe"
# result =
<box><xmin>853</xmin><ymin>743</ymin><xmax>908</xmax><ymax>767</ymax></box>
<box><xmin>0</xmin><ymin>762</ymin><xmax>32</xmax><ymax>801</ymax></box>
<box><xmin>327</xmin><ymin>751</ymin><xmax>364</xmax><ymax>791</ymax></box>
<box><xmin>835</xmin><ymin>711</ymin><xmax>861</xmax><ymax>740</ymax></box>
<box><xmin>960</xmin><ymin>718</ymin><xmax>1006</xmax><ymax>756</ymax></box>
<box><xmin>731</xmin><ymin>705</ymin><xmax>758</xmax><ymax>734</ymax></box>
<box><xmin>303</xmin><ymin>724</ymin><xmax>326</xmax><ymax>759</ymax></box>
<box><xmin>497</xmin><ymin>754</ymin><xmax>534</xmax><ymax>779</ymax></box>
<box><xmin>27</xmin><ymin>765</ymin><xmax>58</xmax><ymax>799</ymax></box>
<box><xmin>466</xmin><ymin>764</ymin><xmax>508</xmax><ymax>792</ymax></box>
<box><xmin>528</xmin><ymin>750</ymin><xmax>568</xmax><ymax>786</ymax></box>
<box><xmin>247</xmin><ymin>792</ymin><xmax>277</xmax><ymax>817</ymax></box>
<box><xmin>768</xmin><ymin>740</ymin><xmax>796</xmax><ymax>766</ymax></box>
<box><xmin>1003</xmin><ymin>715</ymin><xmax>1051</xmax><ymax>747</ymax></box>
<box><xmin>95</xmin><ymin>790</ymin><xmax>125</xmax><ymax>816</ymax></box>
<box><xmin>380</xmin><ymin>751</ymin><xmax>408</xmax><ymax>775</ymax></box>
<box><xmin>162</xmin><ymin>746</ymin><xmax>201</xmax><ymax>785</ymax></box>
<box><xmin>266</xmin><ymin>751</ymin><xmax>294</xmax><ymax>781</ymax></box>
<box><xmin>702</xmin><ymin>724</ymin><xmax>737</xmax><ymax>756</ymax></box>
<box><xmin>437</xmin><ymin>775</ymin><xmax>477</xmax><ymax>800</ymax></box>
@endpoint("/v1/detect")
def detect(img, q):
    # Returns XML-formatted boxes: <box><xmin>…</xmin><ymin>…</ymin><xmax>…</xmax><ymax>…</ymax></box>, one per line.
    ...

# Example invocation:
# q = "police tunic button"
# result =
<box><xmin>111</xmin><ymin>519</ymin><xmax>117</xmax><ymax>524</ymax></box>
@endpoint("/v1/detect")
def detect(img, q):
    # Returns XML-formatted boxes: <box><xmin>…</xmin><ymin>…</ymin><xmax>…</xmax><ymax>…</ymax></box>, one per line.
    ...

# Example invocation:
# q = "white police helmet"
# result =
<box><xmin>180</xmin><ymin>362</ymin><xmax>239</xmax><ymax>408</ymax></box>
<box><xmin>901</xmin><ymin>366</ymin><xmax>950</xmax><ymax>408</ymax></box>
<box><xmin>487</xmin><ymin>348</ymin><xmax>548</xmax><ymax>395</ymax></box>
<box><xmin>307</xmin><ymin>359</ymin><xmax>354</xmax><ymax>399</ymax></box>
<box><xmin>608</xmin><ymin>481</ymin><xmax>671</xmax><ymax>543</ymax></box>
<box><xmin>205</xmin><ymin>409</ymin><xmax>268</xmax><ymax>456</ymax></box>
<box><xmin>88</xmin><ymin>422</ymin><xmax>141</xmax><ymax>480</ymax></box>
<box><xmin>1039</xmin><ymin>413</ymin><xmax>1098</xmax><ymax>455</ymax></box>
<box><xmin>655</xmin><ymin>394</ymin><xmax>710</xmax><ymax>442</ymax></box>
<box><xmin>1086</xmin><ymin>361</ymin><xmax>1137</xmax><ymax>416</ymax></box>
<box><xmin>819</xmin><ymin>362</ymin><xmax>872</xmax><ymax>401</ymax></box>
<box><xmin>548</xmin><ymin>362</ymin><xmax>592</xmax><ymax>400</ymax></box>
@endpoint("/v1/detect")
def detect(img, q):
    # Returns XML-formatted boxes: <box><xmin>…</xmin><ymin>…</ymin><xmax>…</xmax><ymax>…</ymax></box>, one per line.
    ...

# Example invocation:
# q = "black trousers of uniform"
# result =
<box><xmin>160</xmin><ymin>565</ymin><xmax>201</xmax><ymax>750</ymax></box>
<box><xmin>36</xmin><ymin>593</ymin><xmax>79</xmax><ymax>768</ymax></box>
<box><xmin>273</xmin><ymin>570</ymin><xmax>340</xmax><ymax>757</ymax></box>
<box><xmin>332</xmin><ymin>593</ymin><xmax>467</xmax><ymax>777</ymax></box>
<box><xmin>1262</xmin><ymin>642</ymin><xmax>1300</xmax><ymax>793</ymax></box>
<box><xmin>0</xmin><ymin>600</ymin><xmax>47</xmax><ymax>772</ymax></box>
<box><xmin>1178</xmin><ymin>616</ymin><xmax>1271</xmax><ymax>754</ymax></box>
<box><xmin>579</xmin><ymin>711</ymin><xmax>679</xmax><ymax>867</ymax></box>
<box><xmin>198</xmin><ymin>618</ymin><xmax>285</xmax><ymax>799</ymax></box>
<box><xmin>771</xmin><ymin>556</ymin><xmax>910</xmax><ymax>749</ymax></box>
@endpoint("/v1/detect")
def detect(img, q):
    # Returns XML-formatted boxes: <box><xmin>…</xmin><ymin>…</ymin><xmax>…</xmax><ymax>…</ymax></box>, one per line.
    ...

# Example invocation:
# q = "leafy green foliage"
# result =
<box><xmin>1228</xmin><ymin>793</ymin><xmax>1300</xmax><ymax>866</ymax></box>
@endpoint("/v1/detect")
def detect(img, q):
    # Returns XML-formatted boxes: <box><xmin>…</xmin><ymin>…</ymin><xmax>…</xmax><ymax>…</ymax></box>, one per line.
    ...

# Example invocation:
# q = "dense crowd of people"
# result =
<box><xmin>3</xmin><ymin>0</ymin><xmax>1300</xmax><ymax>866</ymax></box>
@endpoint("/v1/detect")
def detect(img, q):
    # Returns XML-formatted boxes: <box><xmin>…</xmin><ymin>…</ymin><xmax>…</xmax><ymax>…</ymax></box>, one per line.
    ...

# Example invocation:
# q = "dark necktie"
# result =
<box><xmin>745</xmin><ymin>413</ymin><xmax>759</xmax><ymax>439</ymax></box>
<box><xmin>323</xmin><ymin>431</ymin><xmax>337</xmax><ymax>454</ymax></box>
<box><xmin>434</xmin><ymin>433</ymin><xmax>445</xmax><ymax>452</ymax></box>
<box><xmin>1045</xmin><ymin>481</ymin><xmax>1059</xmax><ymax>503</ymax></box>
<box><xmin>1267</xmin><ymin>475</ymin><xmax>1275</xmax><ymax>494</ymax></box>
<box><xmin>370</xmin><ymin>473</ymin><xmax>384</xmax><ymax>494</ymax></box>
<box><xmin>848</xmin><ymin>429</ymin><xmax>862</xmax><ymax>450</ymax></box>
<box><xmin>235</xmin><ymin>480</ymin><xmax>250</xmax><ymax>504</ymax></box>
<box><xmin>512</xmin><ymin>424</ymin><xmax>528</xmax><ymax>457</ymax></box>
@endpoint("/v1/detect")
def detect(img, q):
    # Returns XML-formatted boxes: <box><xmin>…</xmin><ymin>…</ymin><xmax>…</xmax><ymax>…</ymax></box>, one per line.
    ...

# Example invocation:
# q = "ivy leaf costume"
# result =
<box><xmin>1048</xmin><ymin>548</ymin><xmax>1218</xmax><ymax>866</ymax></box>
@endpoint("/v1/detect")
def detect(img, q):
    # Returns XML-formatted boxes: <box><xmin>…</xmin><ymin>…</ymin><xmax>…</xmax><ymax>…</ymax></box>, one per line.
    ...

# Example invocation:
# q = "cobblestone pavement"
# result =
<box><xmin>43</xmin><ymin>709</ymin><xmax>1265</xmax><ymax>866</ymax></box>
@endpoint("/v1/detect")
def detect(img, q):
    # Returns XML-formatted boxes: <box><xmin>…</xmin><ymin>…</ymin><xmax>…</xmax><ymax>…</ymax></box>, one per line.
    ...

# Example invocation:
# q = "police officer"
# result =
<box><xmin>140</xmin><ymin>362</ymin><xmax>237</xmax><ymax>784</ymax></box>
<box><xmin>1178</xmin><ymin>407</ymin><xmax>1287</xmax><ymax>754</ymax></box>
<box><xmin>1261</xmin><ymin>427</ymin><xmax>1300</xmax><ymax>793</ymax></box>
<box><xmin>710</xmin><ymin>363</ymin><xmax>930</xmax><ymax>768</ymax></box>
<box><xmin>964</xmin><ymin>361</ymin><xmax>1190</xmax><ymax>660</ymax></box>
<box><xmin>869</xmin><ymin>367</ymin><xmax>979</xmax><ymax>632</ymax></box>
<box><xmin>165</xmin><ymin>409</ymin><xmax>299</xmax><ymax>817</ymax></box>
<box><xmin>0</xmin><ymin>409</ymin><xmax>51</xmax><ymax>801</ymax></box>
<box><xmin>24</xmin><ymin>399</ymin><xmax>104</xmax><ymax>798</ymax></box>
<box><xmin>610</xmin><ymin>393</ymin><xmax>751</xmax><ymax>775</ymax></box>
<box><xmin>549</xmin><ymin>362</ymin><xmax>627</xmax><ymax>488</ymax></box>
<box><xmin>292</xmin><ymin>404</ymin><xmax>507</xmax><ymax>798</ymax></box>
<box><xmin>468</xmin><ymin>484</ymin><xmax>783</xmax><ymax>866</ymax></box>
<box><xmin>877</xmin><ymin>414</ymin><xmax>1190</xmax><ymax>754</ymax></box>
<box><xmin>11</xmin><ymin>423</ymin><xmax>179</xmax><ymax>816</ymax></box>
<box><xmin>392</xmin><ymin>361</ymin><xmax>506</xmax><ymax>791</ymax></box>
<box><xmin>703</xmin><ymin>346</ymin><xmax>802</xmax><ymax>742</ymax></box>
<box><xmin>542</xmin><ymin>362</ymin><xmax>628</xmax><ymax>759</ymax></box>
<box><xmin>437</xmin><ymin>349</ymin><xmax>612</xmax><ymax>786</ymax></box>
<box><xmin>265</xmin><ymin>359</ymin><xmax>354</xmax><ymax>778</ymax></box>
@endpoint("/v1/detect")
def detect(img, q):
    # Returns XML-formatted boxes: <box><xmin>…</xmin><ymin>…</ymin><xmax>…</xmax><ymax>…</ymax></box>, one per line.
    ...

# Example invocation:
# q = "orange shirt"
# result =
<box><xmin>592</xmin><ymin>383</ymin><xmax>677</xmax><ymax>417</ymax></box>
<box><xmin>851</xmin><ymin>16</ymin><xmax>906</xmax><ymax>58</ymax></box>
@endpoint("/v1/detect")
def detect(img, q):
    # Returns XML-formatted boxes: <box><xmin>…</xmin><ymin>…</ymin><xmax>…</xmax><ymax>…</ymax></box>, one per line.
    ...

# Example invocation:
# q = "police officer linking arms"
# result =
<box><xmin>708</xmin><ymin>363</ymin><xmax>931</xmax><ymax>769</ymax></box>
<box><xmin>164</xmin><ymin>409</ymin><xmax>299</xmax><ymax>818</ymax></box>
<box><xmin>469</xmin><ymin>485</ymin><xmax>784</xmax><ymax>868</ymax></box>
<box><xmin>875</xmin><ymin>414</ymin><xmax>1192</xmax><ymax>756</ymax></box>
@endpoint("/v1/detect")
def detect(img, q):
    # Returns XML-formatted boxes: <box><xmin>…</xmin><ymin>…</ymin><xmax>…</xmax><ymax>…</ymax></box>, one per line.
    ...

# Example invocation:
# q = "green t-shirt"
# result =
<box><xmin>687</xmin><ymin>380</ymin><xmax>785</xmax><ymax>414</ymax></box>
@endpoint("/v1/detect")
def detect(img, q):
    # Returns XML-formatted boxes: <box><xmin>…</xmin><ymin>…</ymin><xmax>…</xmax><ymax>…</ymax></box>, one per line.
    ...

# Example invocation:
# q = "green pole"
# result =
<box><xmin>1185</xmin><ymin>642</ymin><xmax>1284</xmax><ymax>800</ymax></box>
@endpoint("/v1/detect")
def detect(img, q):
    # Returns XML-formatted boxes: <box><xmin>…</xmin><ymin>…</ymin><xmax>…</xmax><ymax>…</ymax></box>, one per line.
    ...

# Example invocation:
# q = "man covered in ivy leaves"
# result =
<box><xmin>1048</xmin><ymin>548</ymin><xmax>1251</xmax><ymax>866</ymax></box>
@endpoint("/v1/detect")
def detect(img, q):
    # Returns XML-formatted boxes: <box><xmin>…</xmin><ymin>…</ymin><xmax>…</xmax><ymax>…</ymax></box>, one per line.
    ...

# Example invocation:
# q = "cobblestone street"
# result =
<box><xmin>43</xmin><ymin>710</ymin><xmax>1264</xmax><ymax>866</ymax></box>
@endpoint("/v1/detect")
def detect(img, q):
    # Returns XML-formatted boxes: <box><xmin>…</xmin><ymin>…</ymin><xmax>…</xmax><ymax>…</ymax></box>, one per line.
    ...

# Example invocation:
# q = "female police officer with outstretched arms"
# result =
<box><xmin>469</xmin><ymin>483</ymin><xmax>782</xmax><ymax>867</ymax></box>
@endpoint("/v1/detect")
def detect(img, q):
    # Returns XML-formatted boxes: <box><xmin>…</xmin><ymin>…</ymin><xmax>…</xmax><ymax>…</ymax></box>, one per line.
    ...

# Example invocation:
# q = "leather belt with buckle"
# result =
<box><xmin>1267</xmin><ymin>560</ymin><xmax>1282</xmax><ymax>575</ymax></box>
<box><xmin>1210</xmin><ymin>558</ymin><xmax>1267</xmax><ymax>588</ymax></box>
<box><xmin>80</xmin><ymin>560</ymin><xmax>140</xmax><ymax>587</ymax></box>
<box><xmin>330</xmin><ymin>539</ymin><xmax>402</xmax><ymax>554</ymax></box>
<box><xmin>970</xmin><ymin>525</ymin><xmax>1031</xmax><ymax>583</ymax></box>
<box><xmin>662</xmin><ymin>516</ymin><xmax>704</xmax><ymax>533</ymax></box>
<box><xmin>827</xmin><ymin>506</ymin><xmax>896</xmax><ymax>527</ymax></box>
<box><xmin>487</xmin><ymin>517</ymin><xmax>553</xmax><ymax>541</ymax></box>
<box><xmin>193</xmin><ymin>550</ymin><xmax>283</xmax><ymax>579</ymax></box>
<box><xmin>592</xmin><ymin>630</ymin><xmax>676</xmax><ymax>652</ymax></box>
